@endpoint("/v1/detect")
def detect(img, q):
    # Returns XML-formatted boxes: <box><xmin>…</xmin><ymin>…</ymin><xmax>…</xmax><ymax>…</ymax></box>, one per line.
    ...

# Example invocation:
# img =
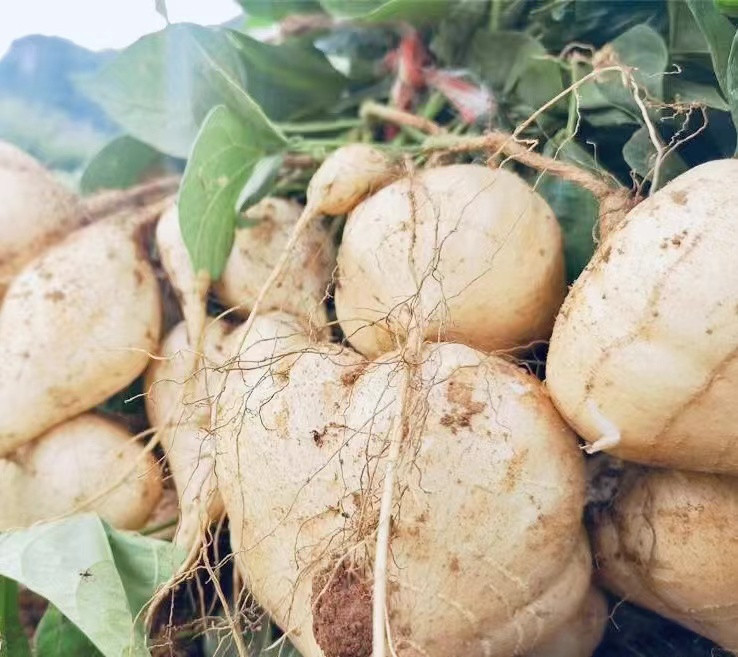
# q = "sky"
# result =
<box><xmin>0</xmin><ymin>0</ymin><xmax>241</xmax><ymax>57</ymax></box>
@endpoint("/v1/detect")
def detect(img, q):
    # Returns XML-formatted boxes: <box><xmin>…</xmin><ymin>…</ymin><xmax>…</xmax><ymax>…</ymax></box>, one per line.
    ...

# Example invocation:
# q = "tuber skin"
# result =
<box><xmin>527</xmin><ymin>586</ymin><xmax>608</xmax><ymax>657</ymax></box>
<box><xmin>156</xmin><ymin>198</ymin><xmax>336</xmax><ymax>335</ymax></box>
<box><xmin>0</xmin><ymin>213</ymin><xmax>162</xmax><ymax>456</ymax></box>
<box><xmin>546</xmin><ymin>159</ymin><xmax>738</xmax><ymax>473</ymax></box>
<box><xmin>305</xmin><ymin>143</ymin><xmax>398</xmax><ymax>216</ymax></box>
<box><xmin>215</xmin><ymin>320</ymin><xmax>590</xmax><ymax>657</ymax></box>
<box><xmin>592</xmin><ymin>467</ymin><xmax>738</xmax><ymax>653</ymax></box>
<box><xmin>335</xmin><ymin>163</ymin><xmax>566</xmax><ymax>358</ymax></box>
<box><xmin>156</xmin><ymin>204</ymin><xmax>209</xmax><ymax>345</ymax></box>
<box><xmin>0</xmin><ymin>413</ymin><xmax>162</xmax><ymax>531</ymax></box>
<box><xmin>214</xmin><ymin>197</ymin><xmax>336</xmax><ymax>327</ymax></box>
<box><xmin>0</xmin><ymin>142</ymin><xmax>87</xmax><ymax>297</ymax></box>
<box><xmin>144</xmin><ymin>319</ymin><xmax>231</xmax><ymax>549</ymax></box>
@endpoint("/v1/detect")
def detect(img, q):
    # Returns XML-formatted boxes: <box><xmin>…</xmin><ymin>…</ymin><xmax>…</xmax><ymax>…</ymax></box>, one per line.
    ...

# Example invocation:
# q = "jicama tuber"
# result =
<box><xmin>0</xmin><ymin>213</ymin><xmax>162</xmax><ymax>455</ymax></box>
<box><xmin>214</xmin><ymin>197</ymin><xmax>336</xmax><ymax>327</ymax></box>
<box><xmin>546</xmin><ymin>159</ymin><xmax>738</xmax><ymax>473</ymax></box>
<box><xmin>0</xmin><ymin>141</ymin><xmax>86</xmax><ymax>296</ymax></box>
<box><xmin>144</xmin><ymin>318</ymin><xmax>231</xmax><ymax>548</ymax></box>
<box><xmin>156</xmin><ymin>198</ymin><xmax>336</xmax><ymax>338</ymax></box>
<box><xmin>215</xmin><ymin>321</ymin><xmax>590</xmax><ymax>657</ymax></box>
<box><xmin>335</xmin><ymin>163</ymin><xmax>566</xmax><ymax>358</ymax></box>
<box><xmin>528</xmin><ymin>586</ymin><xmax>608</xmax><ymax>657</ymax></box>
<box><xmin>0</xmin><ymin>413</ymin><xmax>162</xmax><ymax>531</ymax></box>
<box><xmin>592</xmin><ymin>467</ymin><xmax>738</xmax><ymax>653</ymax></box>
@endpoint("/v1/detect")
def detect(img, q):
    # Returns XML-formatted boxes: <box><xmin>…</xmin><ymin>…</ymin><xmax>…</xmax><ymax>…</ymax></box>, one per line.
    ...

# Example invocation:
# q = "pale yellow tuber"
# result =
<box><xmin>592</xmin><ymin>467</ymin><xmax>738</xmax><ymax>653</ymax></box>
<box><xmin>335</xmin><ymin>163</ymin><xmax>566</xmax><ymax>358</ymax></box>
<box><xmin>547</xmin><ymin>159</ymin><xmax>738</xmax><ymax>473</ymax></box>
<box><xmin>0</xmin><ymin>213</ymin><xmax>162</xmax><ymax>455</ymax></box>
<box><xmin>0</xmin><ymin>141</ymin><xmax>86</xmax><ymax>296</ymax></box>
<box><xmin>0</xmin><ymin>413</ymin><xmax>162</xmax><ymax>531</ymax></box>
<box><xmin>216</xmin><ymin>324</ymin><xmax>590</xmax><ymax>657</ymax></box>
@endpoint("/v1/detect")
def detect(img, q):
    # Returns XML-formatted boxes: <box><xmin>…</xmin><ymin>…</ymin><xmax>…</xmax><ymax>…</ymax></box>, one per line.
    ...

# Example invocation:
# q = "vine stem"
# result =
<box><xmin>81</xmin><ymin>176</ymin><xmax>180</xmax><ymax>221</ymax></box>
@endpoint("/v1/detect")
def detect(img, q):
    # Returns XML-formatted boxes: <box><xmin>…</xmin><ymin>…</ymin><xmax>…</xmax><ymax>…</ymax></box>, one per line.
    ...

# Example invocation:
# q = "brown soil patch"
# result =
<box><xmin>312</xmin><ymin>561</ymin><xmax>372</xmax><ymax>657</ymax></box>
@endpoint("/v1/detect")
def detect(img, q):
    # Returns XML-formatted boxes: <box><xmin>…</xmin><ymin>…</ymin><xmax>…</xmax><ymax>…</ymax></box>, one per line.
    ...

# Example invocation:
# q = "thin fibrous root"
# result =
<box><xmin>209</xmin><ymin>203</ymin><xmax>319</xmax><ymax>429</ymax></box>
<box><xmin>372</xmin><ymin>327</ymin><xmax>423</xmax><ymax>657</ymax></box>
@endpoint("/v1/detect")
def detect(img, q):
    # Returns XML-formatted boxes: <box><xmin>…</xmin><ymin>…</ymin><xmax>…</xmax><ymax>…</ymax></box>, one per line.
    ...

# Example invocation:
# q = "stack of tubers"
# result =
<box><xmin>3</xmin><ymin>138</ymin><xmax>737</xmax><ymax>657</ymax></box>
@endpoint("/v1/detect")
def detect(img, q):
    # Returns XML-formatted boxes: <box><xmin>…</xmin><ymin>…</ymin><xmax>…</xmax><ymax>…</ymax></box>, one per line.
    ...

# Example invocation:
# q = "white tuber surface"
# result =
<box><xmin>528</xmin><ymin>586</ymin><xmax>608</xmax><ymax>657</ymax></box>
<box><xmin>0</xmin><ymin>413</ymin><xmax>162</xmax><ymax>531</ymax></box>
<box><xmin>214</xmin><ymin>196</ymin><xmax>336</xmax><ymax>328</ymax></box>
<box><xmin>216</xmin><ymin>328</ymin><xmax>590</xmax><ymax>657</ymax></box>
<box><xmin>144</xmin><ymin>318</ymin><xmax>232</xmax><ymax>548</ymax></box>
<box><xmin>335</xmin><ymin>163</ymin><xmax>566</xmax><ymax>358</ymax></box>
<box><xmin>0</xmin><ymin>213</ymin><xmax>162</xmax><ymax>455</ymax></box>
<box><xmin>0</xmin><ymin>142</ymin><xmax>87</xmax><ymax>297</ymax></box>
<box><xmin>593</xmin><ymin>467</ymin><xmax>738</xmax><ymax>653</ymax></box>
<box><xmin>547</xmin><ymin>159</ymin><xmax>738</xmax><ymax>474</ymax></box>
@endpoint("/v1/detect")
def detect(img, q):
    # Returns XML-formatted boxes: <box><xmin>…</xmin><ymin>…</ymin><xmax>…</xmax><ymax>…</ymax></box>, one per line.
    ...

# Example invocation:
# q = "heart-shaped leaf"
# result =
<box><xmin>178</xmin><ymin>104</ymin><xmax>286</xmax><ymax>279</ymax></box>
<box><xmin>0</xmin><ymin>515</ymin><xmax>184</xmax><ymax>657</ymax></box>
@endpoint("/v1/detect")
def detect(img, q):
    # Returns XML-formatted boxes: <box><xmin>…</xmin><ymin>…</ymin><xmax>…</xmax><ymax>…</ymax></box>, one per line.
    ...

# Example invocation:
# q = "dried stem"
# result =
<box><xmin>361</xmin><ymin>101</ymin><xmax>446</xmax><ymax>136</ymax></box>
<box><xmin>82</xmin><ymin>176</ymin><xmax>180</xmax><ymax>221</ymax></box>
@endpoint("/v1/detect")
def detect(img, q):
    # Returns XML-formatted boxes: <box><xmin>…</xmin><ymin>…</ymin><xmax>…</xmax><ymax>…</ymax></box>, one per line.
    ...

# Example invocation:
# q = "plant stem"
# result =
<box><xmin>277</xmin><ymin>118</ymin><xmax>363</xmax><ymax>134</ymax></box>
<box><xmin>420</xmin><ymin>91</ymin><xmax>446</xmax><ymax>120</ymax></box>
<box><xmin>489</xmin><ymin>0</ymin><xmax>504</xmax><ymax>31</ymax></box>
<box><xmin>141</xmin><ymin>517</ymin><xmax>179</xmax><ymax>536</ymax></box>
<box><xmin>565</xmin><ymin>58</ymin><xmax>582</xmax><ymax>138</ymax></box>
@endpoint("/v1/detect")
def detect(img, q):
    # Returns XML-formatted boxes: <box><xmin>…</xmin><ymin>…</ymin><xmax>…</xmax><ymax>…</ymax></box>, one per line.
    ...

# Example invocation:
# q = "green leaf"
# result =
<box><xmin>179</xmin><ymin>105</ymin><xmax>286</xmax><ymax>278</ymax></box>
<box><xmin>319</xmin><ymin>0</ymin><xmax>450</xmax><ymax>21</ymax></box>
<box><xmin>515</xmin><ymin>56</ymin><xmax>564</xmax><ymax>112</ymax></box>
<box><xmin>103</xmin><ymin>524</ymin><xmax>183</xmax><ymax>618</ymax></box>
<box><xmin>687</xmin><ymin>0</ymin><xmax>736</xmax><ymax>96</ymax></box>
<box><xmin>225</xmin><ymin>30</ymin><xmax>347</xmax><ymax>121</ymax></box>
<box><xmin>583</xmin><ymin>107</ymin><xmax>640</xmax><ymax>127</ymax></box>
<box><xmin>725</xmin><ymin>31</ymin><xmax>738</xmax><ymax>144</ymax></box>
<box><xmin>610</xmin><ymin>23</ymin><xmax>669</xmax><ymax>98</ymax></box>
<box><xmin>0</xmin><ymin>576</ymin><xmax>32</xmax><ymax>657</ymax></box>
<box><xmin>365</xmin><ymin>0</ymin><xmax>451</xmax><ymax>22</ymax></box>
<box><xmin>669</xmin><ymin>0</ymin><xmax>710</xmax><ymax>54</ymax></box>
<box><xmin>80</xmin><ymin>24</ymin><xmax>270</xmax><ymax>158</ymax></box>
<box><xmin>35</xmin><ymin>606</ymin><xmax>101</xmax><ymax>657</ymax></box>
<box><xmin>236</xmin><ymin>0</ymin><xmax>324</xmax><ymax>19</ymax></box>
<box><xmin>0</xmin><ymin>515</ymin><xmax>184</xmax><ymax>657</ymax></box>
<box><xmin>469</xmin><ymin>31</ymin><xmax>547</xmax><ymax>94</ymax></box>
<box><xmin>80</xmin><ymin>136</ymin><xmax>179</xmax><ymax>195</ymax></box>
<box><xmin>236</xmin><ymin>153</ymin><xmax>285</xmax><ymax>212</ymax></box>
<box><xmin>429</xmin><ymin>0</ymin><xmax>489</xmax><ymax>65</ymax></box>
<box><xmin>667</xmin><ymin>77</ymin><xmax>730</xmax><ymax>110</ymax></box>
<box><xmin>537</xmin><ymin>135</ymin><xmax>601</xmax><ymax>282</ymax></box>
<box><xmin>622</xmin><ymin>126</ymin><xmax>688</xmax><ymax>184</ymax></box>
<box><xmin>202</xmin><ymin>617</ymin><xmax>302</xmax><ymax>657</ymax></box>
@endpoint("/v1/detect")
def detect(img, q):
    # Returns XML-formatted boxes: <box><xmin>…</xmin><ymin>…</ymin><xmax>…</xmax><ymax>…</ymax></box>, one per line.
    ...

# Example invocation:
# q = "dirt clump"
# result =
<box><xmin>312</xmin><ymin>561</ymin><xmax>373</xmax><ymax>657</ymax></box>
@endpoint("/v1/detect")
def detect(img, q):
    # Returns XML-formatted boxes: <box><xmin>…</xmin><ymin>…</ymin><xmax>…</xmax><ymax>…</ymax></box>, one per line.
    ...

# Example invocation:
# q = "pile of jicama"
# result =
<box><xmin>1</xmin><ymin>136</ymin><xmax>737</xmax><ymax>657</ymax></box>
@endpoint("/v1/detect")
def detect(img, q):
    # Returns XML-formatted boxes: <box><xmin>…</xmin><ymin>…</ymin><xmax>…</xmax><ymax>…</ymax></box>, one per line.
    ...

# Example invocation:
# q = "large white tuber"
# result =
<box><xmin>144</xmin><ymin>318</ymin><xmax>232</xmax><ymax>548</ymax></box>
<box><xmin>0</xmin><ymin>141</ymin><xmax>87</xmax><ymax>296</ymax></box>
<box><xmin>335</xmin><ymin>163</ymin><xmax>566</xmax><ymax>358</ymax></box>
<box><xmin>214</xmin><ymin>197</ymin><xmax>336</xmax><ymax>326</ymax></box>
<box><xmin>0</xmin><ymin>413</ymin><xmax>162</xmax><ymax>531</ymax></box>
<box><xmin>0</xmin><ymin>213</ymin><xmax>162</xmax><ymax>455</ymax></box>
<box><xmin>546</xmin><ymin>159</ymin><xmax>738</xmax><ymax>473</ymax></box>
<box><xmin>215</xmin><ymin>324</ymin><xmax>590</xmax><ymax>657</ymax></box>
<box><xmin>527</xmin><ymin>586</ymin><xmax>608</xmax><ymax>657</ymax></box>
<box><xmin>592</xmin><ymin>467</ymin><xmax>738</xmax><ymax>653</ymax></box>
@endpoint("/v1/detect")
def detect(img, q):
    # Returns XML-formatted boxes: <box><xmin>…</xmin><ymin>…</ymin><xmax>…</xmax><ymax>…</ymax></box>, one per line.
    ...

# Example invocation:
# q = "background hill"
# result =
<box><xmin>0</xmin><ymin>35</ymin><xmax>118</xmax><ymax>172</ymax></box>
